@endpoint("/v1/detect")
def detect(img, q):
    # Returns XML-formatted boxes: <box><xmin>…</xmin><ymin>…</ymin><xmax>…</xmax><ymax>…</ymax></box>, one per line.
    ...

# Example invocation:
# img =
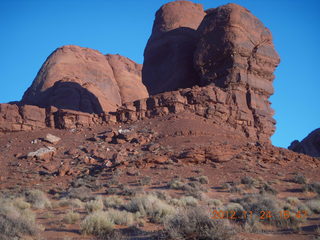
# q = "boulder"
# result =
<box><xmin>45</xmin><ymin>133</ymin><xmax>61</xmax><ymax>144</ymax></box>
<box><xmin>289</xmin><ymin>128</ymin><xmax>320</xmax><ymax>157</ymax></box>
<box><xmin>27</xmin><ymin>146</ymin><xmax>56</xmax><ymax>161</ymax></box>
<box><xmin>142</xmin><ymin>1</ymin><xmax>206</xmax><ymax>95</ymax></box>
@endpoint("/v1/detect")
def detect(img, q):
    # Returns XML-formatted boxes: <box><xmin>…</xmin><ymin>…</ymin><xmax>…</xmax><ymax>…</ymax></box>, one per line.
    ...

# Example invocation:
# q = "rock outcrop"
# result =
<box><xmin>142</xmin><ymin>1</ymin><xmax>206</xmax><ymax>95</ymax></box>
<box><xmin>22</xmin><ymin>45</ymin><xmax>148</xmax><ymax>113</ymax></box>
<box><xmin>1</xmin><ymin>1</ymin><xmax>280</xmax><ymax>144</ymax></box>
<box><xmin>142</xmin><ymin>1</ymin><xmax>280</xmax><ymax>142</ymax></box>
<box><xmin>106</xmin><ymin>54</ymin><xmax>148</xmax><ymax>104</ymax></box>
<box><xmin>289</xmin><ymin>129</ymin><xmax>320</xmax><ymax>157</ymax></box>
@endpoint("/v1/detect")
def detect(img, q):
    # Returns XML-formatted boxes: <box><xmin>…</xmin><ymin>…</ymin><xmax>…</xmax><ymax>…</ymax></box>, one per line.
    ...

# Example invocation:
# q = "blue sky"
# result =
<box><xmin>0</xmin><ymin>0</ymin><xmax>319</xmax><ymax>148</ymax></box>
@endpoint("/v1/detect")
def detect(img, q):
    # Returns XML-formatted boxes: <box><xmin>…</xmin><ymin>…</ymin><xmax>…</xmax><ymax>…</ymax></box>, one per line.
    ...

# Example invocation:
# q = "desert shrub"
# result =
<box><xmin>125</xmin><ymin>194</ymin><xmax>176</xmax><ymax>223</ymax></box>
<box><xmin>12</xmin><ymin>197</ymin><xmax>31</xmax><ymax>210</ymax></box>
<box><xmin>119</xmin><ymin>186</ymin><xmax>138</xmax><ymax>196</ymax></box>
<box><xmin>105</xmin><ymin>187</ymin><xmax>120</xmax><ymax>195</ymax></box>
<box><xmin>292</xmin><ymin>173</ymin><xmax>307</xmax><ymax>184</ymax></box>
<box><xmin>170</xmin><ymin>196</ymin><xmax>198</xmax><ymax>207</ymax></box>
<box><xmin>103</xmin><ymin>195</ymin><xmax>124</xmax><ymax>209</ymax></box>
<box><xmin>241</xmin><ymin>176</ymin><xmax>257</xmax><ymax>188</ymax></box>
<box><xmin>259</xmin><ymin>183</ymin><xmax>278</xmax><ymax>195</ymax></box>
<box><xmin>306</xmin><ymin>199</ymin><xmax>320</xmax><ymax>214</ymax></box>
<box><xmin>163</xmin><ymin>207</ymin><xmax>235</xmax><ymax>240</ymax></box>
<box><xmin>63</xmin><ymin>211</ymin><xmax>80</xmax><ymax>224</ymax></box>
<box><xmin>230</xmin><ymin>186</ymin><xmax>243</xmax><ymax>194</ymax></box>
<box><xmin>151</xmin><ymin>191</ymin><xmax>172</xmax><ymax>201</ymax></box>
<box><xmin>221</xmin><ymin>183</ymin><xmax>232</xmax><ymax>190</ymax></box>
<box><xmin>233</xmin><ymin>194</ymin><xmax>303</xmax><ymax>229</ymax></box>
<box><xmin>244</xmin><ymin>215</ymin><xmax>262</xmax><ymax>233</ymax></box>
<box><xmin>25</xmin><ymin>189</ymin><xmax>51</xmax><ymax>209</ymax></box>
<box><xmin>304</xmin><ymin>182</ymin><xmax>320</xmax><ymax>194</ymax></box>
<box><xmin>0</xmin><ymin>198</ymin><xmax>38</xmax><ymax>239</ymax></box>
<box><xmin>138</xmin><ymin>176</ymin><xmax>151</xmax><ymax>186</ymax></box>
<box><xmin>190</xmin><ymin>176</ymin><xmax>209</xmax><ymax>184</ymax></box>
<box><xmin>105</xmin><ymin>209</ymin><xmax>134</xmax><ymax>226</ymax></box>
<box><xmin>168</xmin><ymin>178</ymin><xmax>186</xmax><ymax>190</ymax></box>
<box><xmin>81</xmin><ymin>211</ymin><xmax>114</xmax><ymax>237</ymax></box>
<box><xmin>59</xmin><ymin>198</ymin><xmax>84</xmax><ymax>209</ymax></box>
<box><xmin>224</xmin><ymin>203</ymin><xmax>244</xmax><ymax>219</ymax></box>
<box><xmin>207</xmin><ymin>199</ymin><xmax>223</xmax><ymax>207</ymax></box>
<box><xmin>85</xmin><ymin>198</ymin><xmax>104</xmax><ymax>213</ymax></box>
<box><xmin>67</xmin><ymin>186</ymin><xmax>93</xmax><ymax>201</ymax></box>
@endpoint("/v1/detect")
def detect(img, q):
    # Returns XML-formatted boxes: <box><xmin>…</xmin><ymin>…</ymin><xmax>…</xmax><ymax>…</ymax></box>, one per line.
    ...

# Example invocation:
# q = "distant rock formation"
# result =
<box><xmin>22</xmin><ymin>45</ymin><xmax>148</xmax><ymax>113</ymax></box>
<box><xmin>289</xmin><ymin>129</ymin><xmax>320</xmax><ymax>157</ymax></box>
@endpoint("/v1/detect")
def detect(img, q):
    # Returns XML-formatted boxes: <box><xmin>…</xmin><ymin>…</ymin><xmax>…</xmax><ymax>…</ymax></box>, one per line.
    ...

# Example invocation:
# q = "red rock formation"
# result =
<box><xmin>22</xmin><ymin>45</ymin><xmax>148</xmax><ymax>113</ymax></box>
<box><xmin>289</xmin><ymin>129</ymin><xmax>320</xmax><ymax>157</ymax></box>
<box><xmin>142</xmin><ymin>1</ymin><xmax>206</xmax><ymax>95</ymax></box>
<box><xmin>142</xmin><ymin>2</ymin><xmax>280</xmax><ymax>142</ymax></box>
<box><xmin>106</xmin><ymin>54</ymin><xmax>148</xmax><ymax>104</ymax></box>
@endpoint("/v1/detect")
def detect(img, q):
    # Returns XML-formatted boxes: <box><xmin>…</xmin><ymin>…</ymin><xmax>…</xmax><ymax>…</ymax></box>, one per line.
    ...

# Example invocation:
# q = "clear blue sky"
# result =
<box><xmin>0</xmin><ymin>0</ymin><xmax>319</xmax><ymax>148</ymax></box>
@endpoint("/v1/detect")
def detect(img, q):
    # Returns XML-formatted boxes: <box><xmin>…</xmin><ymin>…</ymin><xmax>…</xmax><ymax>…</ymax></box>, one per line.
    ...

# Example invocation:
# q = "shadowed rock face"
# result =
<box><xmin>289</xmin><ymin>129</ymin><xmax>320</xmax><ymax>157</ymax></box>
<box><xmin>22</xmin><ymin>45</ymin><xmax>148</xmax><ymax>113</ymax></box>
<box><xmin>142</xmin><ymin>1</ymin><xmax>206</xmax><ymax>95</ymax></box>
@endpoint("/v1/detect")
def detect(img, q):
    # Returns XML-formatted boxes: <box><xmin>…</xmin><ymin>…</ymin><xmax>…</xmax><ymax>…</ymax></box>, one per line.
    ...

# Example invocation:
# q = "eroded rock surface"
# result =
<box><xmin>142</xmin><ymin>1</ymin><xmax>206</xmax><ymax>95</ymax></box>
<box><xmin>289</xmin><ymin>129</ymin><xmax>320</xmax><ymax>157</ymax></box>
<box><xmin>22</xmin><ymin>45</ymin><xmax>148</xmax><ymax>113</ymax></box>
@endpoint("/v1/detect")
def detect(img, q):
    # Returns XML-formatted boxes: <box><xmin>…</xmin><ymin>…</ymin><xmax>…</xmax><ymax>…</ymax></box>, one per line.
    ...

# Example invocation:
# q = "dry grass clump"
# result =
<box><xmin>105</xmin><ymin>209</ymin><xmax>135</xmax><ymax>226</ymax></box>
<box><xmin>85</xmin><ymin>198</ymin><xmax>104</xmax><ymax>213</ymax></box>
<box><xmin>170</xmin><ymin>196</ymin><xmax>198</xmax><ymax>207</ymax></box>
<box><xmin>138</xmin><ymin>176</ymin><xmax>152</xmax><ymax>186</ymax></box>
<box><xmin>25</xmin><ymin>189</ymin><xmax>51</xmax><ymax>209</ymax></box>
<box><xmin>67</xmin><ymin>186</ymin><xmax>93</xmax><ymax>201</ymax></box>
<box><xmin>81</xmin><ymin>211</ymin><xmax>114</xmax><ymax>237</ymax></box>
<box><xmin>291</xmin><ymin>173</ymin><xmax>307</xmax><ymax>184</ymax></box>
<box><xmin>103</xmin><ymin>195</ymin><xmax>125</xmax><ymax>209</ymax></box>
<box><xmin>233</xmin><ymin>194</ymin><xmax>303</xmax><ymax>230</ymax></box>
<box><xmin>58</xmin><ymin>198</ymin><xmax>84</xmax><ymax>209</ymax></box>
<box><xmin>125</xmin><ymin>194</ymin><xmax>176</xmax><ymax>223</ymax></box>
<box><xmin>207</xmin><ymin>199</ymin><xmax>223</xmax><ymax>207</ymax></box>
<box><xmin>163</xmin><ymin>207</ymin><xmax>235</xmax><ymax>240</ymax></box>
<box><xmin>241</xmin><ymin>176</ymin><xmax>258</xmax><ymax>188</ymax></box>
<box><xmin>304</xmin><ymin>182</ymin><xmax>320</xmax><ymax>194</ymax></box>
<box><xmin>190</xmin><ymin>175</ymin><xmax>209</xmax><ymax>184</ymax></box>
<box><xmin>306</xmin><ymin>199</ymin><xmax>320</xmax><ymax>214</ymax></box>
<box><xmin>0</xmin><ymin>197</ymin><xmax>38</xmax><ymax>239</ymax></box>
<box><xmin>63</xmin><ymin>211</ymin><xmax>80</xmax><ymax>224</ymax></box>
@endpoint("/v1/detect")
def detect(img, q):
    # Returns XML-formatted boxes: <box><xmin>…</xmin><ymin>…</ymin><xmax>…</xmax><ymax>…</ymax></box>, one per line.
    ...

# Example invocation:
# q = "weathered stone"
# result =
<box><xmin>27</xmin><ymin>146</ymin><xmax>56</xmax><ymax>161</ymax></box>
<box><xmin>45</xmin><ymin>133</ymin><xmax>61</xmax><ymax>144</ymax></box>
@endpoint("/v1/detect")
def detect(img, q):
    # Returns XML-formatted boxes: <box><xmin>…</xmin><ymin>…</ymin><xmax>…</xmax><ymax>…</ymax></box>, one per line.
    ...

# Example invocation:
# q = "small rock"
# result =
<box><xmin>154</xmin><ymin>156</ymin><xmax>168</xmax><ymax>164</ymax></box>
<box><xmin>27</xmin><ymin>147</ymin><xmax>56</xmax><ymax>161</ymax></box>
<box><xmin>45</xmin><ymin>133</ymin><xmax>61</xmax><ymax>144</ymax></box>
